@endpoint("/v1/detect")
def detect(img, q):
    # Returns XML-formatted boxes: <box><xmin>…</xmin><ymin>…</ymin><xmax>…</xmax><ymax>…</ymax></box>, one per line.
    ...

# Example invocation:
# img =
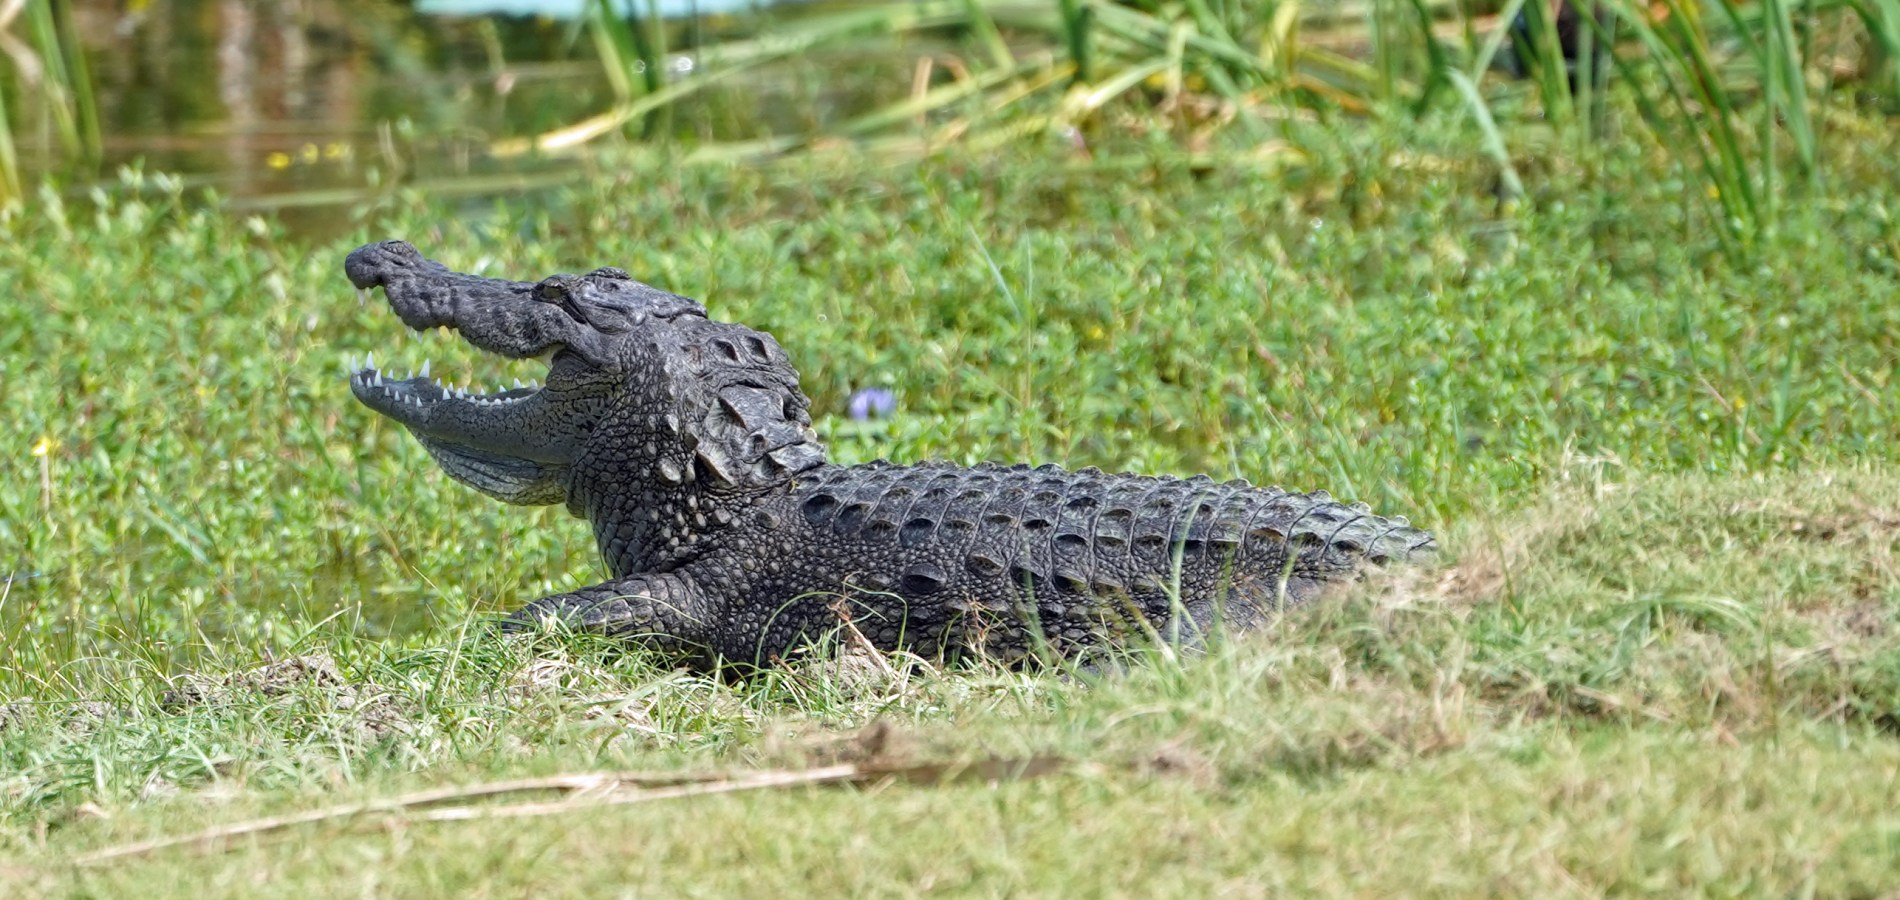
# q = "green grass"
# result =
<box><xmin>4</xmin><ymin>468</ymin><xmax>1900</xmax><ymax>894</ymax></box>
<box><xmin>2</xmin><ymin>122</ymin><xmax>1899</xmax><ymax>889</ymax></box>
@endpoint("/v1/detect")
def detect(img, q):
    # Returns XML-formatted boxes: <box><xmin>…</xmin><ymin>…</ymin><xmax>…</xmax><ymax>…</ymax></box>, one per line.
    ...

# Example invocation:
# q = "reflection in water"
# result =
<box><xmin>38</xmin><ymin>0</ymin><xmax>900</xmax><ymax>236</ymax></box>
<box><xmin>54</xmin><ymin>0</ymin><xmax>611</xmax><ymax>220</ymax></box>
<box><xmin>216</xmin><ymin>0</ymin><xmax>256</xmax><ymax>190</ymax></box>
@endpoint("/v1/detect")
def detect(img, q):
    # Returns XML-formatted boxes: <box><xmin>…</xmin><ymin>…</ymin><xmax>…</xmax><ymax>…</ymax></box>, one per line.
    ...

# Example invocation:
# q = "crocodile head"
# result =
<box><xmin>343</xmin><ymin>240</ymin><xmax>707</xmax><ymax>507</ymax></box>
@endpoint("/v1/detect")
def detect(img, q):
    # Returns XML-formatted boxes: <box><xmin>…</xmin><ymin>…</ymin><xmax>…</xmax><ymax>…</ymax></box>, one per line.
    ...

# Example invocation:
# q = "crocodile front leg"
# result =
<box><xmin>502</xmin><ymin>573</ymin><xmax>711</xmax><ymax>659</ymax></box>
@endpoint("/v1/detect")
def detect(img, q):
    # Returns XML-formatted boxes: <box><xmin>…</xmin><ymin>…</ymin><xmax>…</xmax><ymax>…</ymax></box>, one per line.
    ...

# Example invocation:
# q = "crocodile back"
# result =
<box><xmin>750</xmin><ymin>459</ymin><xmax>1434</xmax><ymax>662</ymax></box>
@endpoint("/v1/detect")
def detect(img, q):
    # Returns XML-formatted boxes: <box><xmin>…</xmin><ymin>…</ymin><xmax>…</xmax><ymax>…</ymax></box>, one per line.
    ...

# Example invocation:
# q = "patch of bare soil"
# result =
<box><xmin>164</xmin><ymin>653</ymin><xmax>414</xmax><ymax>741</ymax></box>
<box><xmin>0</xmin><ymin>700</ymin><xmax>124</xmax><ymax>736</ymax></box>
<box><xmin>768</xmin><ymin>718</ymin><xmax>920</xmax><ymax>769</ymax></box>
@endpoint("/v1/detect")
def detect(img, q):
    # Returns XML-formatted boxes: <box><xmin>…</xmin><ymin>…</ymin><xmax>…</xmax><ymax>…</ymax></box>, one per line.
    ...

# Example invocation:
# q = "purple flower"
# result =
<box><xmin>847</xmin><ymin>387</ymin><xmax>896</xmax><ymax>421</ymax></box>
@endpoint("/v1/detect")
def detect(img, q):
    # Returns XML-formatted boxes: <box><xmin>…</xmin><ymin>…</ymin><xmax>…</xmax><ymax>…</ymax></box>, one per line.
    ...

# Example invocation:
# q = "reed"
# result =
<box><xmin>0</xmin><ymin>0</ymin><xmax>99</xmax><ymax>202</ymax></box>
<box><xmin>537</xmin><ymin>0</ymin><xmax>1899</xmax><ymax>258</ymax></box>
<box><xmin>0</xmin><ymin>78</ymin><xmax>16</xmax><ymax>200</ymax></box>
<box><xmin>1856</xmin><ymin>0</ymin><xmax>1900</xmax><ymax>91</ymax></box>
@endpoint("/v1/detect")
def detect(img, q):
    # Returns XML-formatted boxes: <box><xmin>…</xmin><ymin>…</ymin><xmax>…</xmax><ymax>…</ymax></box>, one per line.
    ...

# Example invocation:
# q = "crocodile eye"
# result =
<box><xmin>535</xmin><ymin>279</ymin><xmax>567</xmax><ymax>302</ymax></box>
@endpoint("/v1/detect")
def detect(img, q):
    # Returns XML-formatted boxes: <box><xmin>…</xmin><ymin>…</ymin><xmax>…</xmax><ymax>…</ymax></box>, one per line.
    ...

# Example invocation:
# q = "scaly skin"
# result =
<box><xmin>344</xmin><ymin>241</ymin><xmax>1435</xmax><ymax>667</ymax></box>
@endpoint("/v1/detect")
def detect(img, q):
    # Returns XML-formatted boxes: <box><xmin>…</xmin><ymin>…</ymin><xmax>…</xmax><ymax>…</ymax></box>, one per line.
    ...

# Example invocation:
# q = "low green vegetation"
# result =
<box><xmin>2</xmin><ymin>107</ymin><xmax>1898</xmax><ymax>890</ymax></box>
<box><xmin>5</xmin><ymin>466</ymin><xmax>1900</xmax><ymax>894</ymax></box>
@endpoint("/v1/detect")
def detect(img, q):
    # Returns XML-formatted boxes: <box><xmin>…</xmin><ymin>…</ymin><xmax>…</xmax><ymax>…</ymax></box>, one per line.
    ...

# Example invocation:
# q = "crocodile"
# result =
<box><xmin>343</xmin><ymin>240</ymin><xmax>1435</xmax><ymax>668</ymax></box>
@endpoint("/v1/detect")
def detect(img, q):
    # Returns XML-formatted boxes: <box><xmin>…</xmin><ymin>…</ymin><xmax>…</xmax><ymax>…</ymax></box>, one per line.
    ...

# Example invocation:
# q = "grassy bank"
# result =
<box><xmin>5</xmin><ymin>467</ymin><xmax>1900</xmax><ymax>894</ymax></box>
<box><xmin>1</xmin><ymin>120</ymin><xmax>1898</xmax><ymax>888</ymax></box>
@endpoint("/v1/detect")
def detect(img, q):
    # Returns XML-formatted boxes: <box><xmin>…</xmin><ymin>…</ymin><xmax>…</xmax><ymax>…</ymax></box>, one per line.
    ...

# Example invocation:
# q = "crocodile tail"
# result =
<box><xmin>1261</xmin><ymin>489</ymin><xmax>1437</xmax><ymax>569</ymax></box>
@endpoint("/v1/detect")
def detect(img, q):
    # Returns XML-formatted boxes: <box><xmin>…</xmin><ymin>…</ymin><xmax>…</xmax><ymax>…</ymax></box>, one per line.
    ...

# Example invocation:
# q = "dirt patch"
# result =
<box><xmin>1731</xmin><ymin>495</ymin><xmax>1900</xmax><ymax>546</ymax></box>
<box><xmin>758</xmin><ymin>717</ymin><xmax>922</xmax><ymax>770</ymax></box>
<box><xmin>163</xmin><ymin>654</ymin><xmax>415</xmax><ymax>741</ymax></box>
<box><xmin>0</xmin><ymin>700</ymin><xmax>126</xmax><ymax>736</ymax></box>
<box><xmin>1136</xmin><ymin>739</ymin><xmax>1218</xmax><ymax>787</ymax></box>
<box><xmin>1839</xmin><ymin>600</ymin><xmax>1892</xmax><ymax>639</ymax></box>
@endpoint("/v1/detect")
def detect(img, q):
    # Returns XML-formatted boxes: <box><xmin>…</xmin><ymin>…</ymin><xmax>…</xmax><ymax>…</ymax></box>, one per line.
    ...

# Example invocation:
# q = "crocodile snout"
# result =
<box><xmin>344</xmin><ymin>240</ymin><xmax>426</xmax><ymax>290</ymax></box>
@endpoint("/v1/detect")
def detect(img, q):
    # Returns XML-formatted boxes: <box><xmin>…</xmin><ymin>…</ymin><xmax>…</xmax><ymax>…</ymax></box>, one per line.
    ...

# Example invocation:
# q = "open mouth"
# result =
<box><xmin>347</xmin><ymin>351</ymin><xmax>543</xmax><ymax>418</ymax></box>
<box><xmin>346</xmin><ymin>346</ymin><xmax>579</xmax><ymax>505</ymax></box>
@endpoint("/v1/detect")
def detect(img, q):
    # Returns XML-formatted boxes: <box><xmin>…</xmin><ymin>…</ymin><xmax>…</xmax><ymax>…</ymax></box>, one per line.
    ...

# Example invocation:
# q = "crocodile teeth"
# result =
<box><xmin>512</xmin><ymin>378</ymin><xmax>525</xmax><ymax>389</ymax></box>
<box><xmin>356</xmin><ymin>288</ymin><xmax>371</xmax><ymax>306</ymax></box>
<box><xmin>419</xmin><ymin>359</ymin><xmax>432</xmax><ymax>378</ymax></box>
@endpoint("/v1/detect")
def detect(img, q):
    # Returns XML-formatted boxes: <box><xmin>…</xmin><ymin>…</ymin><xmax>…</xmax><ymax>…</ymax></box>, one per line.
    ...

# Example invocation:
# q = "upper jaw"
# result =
<box><xmin>345</xmin><ymin>240</ymin><xmax>617</xmax><ymax>365</ymax></box>
<box><xmin>344</xmin><ymin>240</ymin><xmax>432</xmax><ymax>290</ymax></box>
<box><xmin>537</xmin><ymin>270</ymin><xmax>710</xmax><ymax>333</ymax></box>
<box><xmin>343</xmin><ymin>241</ymin><xmax>708</xmax><ymax>369</ymax></box>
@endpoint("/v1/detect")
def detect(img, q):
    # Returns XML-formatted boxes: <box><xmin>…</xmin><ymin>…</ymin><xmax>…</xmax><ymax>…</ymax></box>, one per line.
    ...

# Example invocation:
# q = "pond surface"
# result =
<box><xmin>22</xmin><ymin>0</ymin><xmax>821</xmax><ymax>235</ymax></box>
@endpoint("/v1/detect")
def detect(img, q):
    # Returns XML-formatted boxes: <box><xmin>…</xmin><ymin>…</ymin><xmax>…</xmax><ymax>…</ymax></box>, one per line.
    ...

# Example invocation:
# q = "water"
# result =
<box><xmin>24</xmin><ymin>0</ymin><xmax>806</xmax><ymax>235</ymax></box>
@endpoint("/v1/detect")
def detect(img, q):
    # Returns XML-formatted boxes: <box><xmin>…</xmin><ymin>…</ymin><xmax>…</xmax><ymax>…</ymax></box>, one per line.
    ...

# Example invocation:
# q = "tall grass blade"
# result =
<box><xmin>1609</xmin><ymin>0</ymin><xmax>1758</xmax><ymax>245</ymax></box>
<box><xmin>640</xmin><ymin>0</ymin><xmax>670</xmax><ymax>138</ymax></box>
<box><xmin>961</xmin><ymin>0</ymin><xmax>1016</xmax><ymax>71</ymax></box>
<box><xmin>1403</xmin><ymin>0</ymin><xmax>1454</xmax><ymax>113</ymax></box>
<box><xmin>1182</xmin><ymin>0</ymin><xmax>1241</xmax><ymax>49</ymax></box>
<box><xmin>831</xmin><ymin>51</ymin><xmax>1045</xmax><ymax>139</ymax></box>
<box><xmin>1588</xmin><ymin>5</ymin><xmax>1741</xmax><ymax>255</ymax></box>
<box><xmin>17</xmin><ymin>0</ymin><xmax>97</xmax><ymax>166</ymax></box>
<box><xmin>1761</xmin><ymin>0</ymin><xmax>1817</xmax><ymax>183</ymax></box>
<box><xmin>1071</xmin><ymin>57</ymin><xmax>1171</xmax><ymax>117</ymax></box>
<box><xmin>1372</xmin><ymin>0</ymin><xmax>1395</xmax><ymax>101</ymax></box>
<box><xmin>1572</xmin><ymin>5</ymin><xmax>1603</xmax><ymax>140</ymax></box>
<box><xmin>1470</xmin><ymin>0</ymin><xmax>1532</xmax><ymax>76</ymax></box>
<box><xmin>641</xmin><ymin>0</ymin><xmax>667</xmax><ymax>97</ymax></box>
<box><xmin>0</xmin><ymin>85</ymin><xmax>17</xmax><ymax>201</ymax></box>
<box><xmin>1848</xmin><ymin>0</ymin><xmax>1900</xmax><ymax>92</ymax></box>
<box><xmin>1081</xmin><ymin>0</ymin><xmax>1388</xmax><ymax>97</ymax></box>
<box><xmin>1519</xmin><ymin>0</ymin><xmax>1578</xmax><ymax>124</ymax></box>
<box><xmin>589</xmin><ymin>0</ymin><xmax>646</xmax><ymax>104</ymax></box>
<box><xmin>1662</xmin><ymin>0</ymin><xmax>1759</xmax><ymax>221</ymax></box>
<box><xmin>49</xmin><ymin>0</ymin><xmax>94</xmax><ymax>164</ymax></box>
<box><xmin>502</xmin><ymin>3</ymin><xmax>969</xmax><ymax>157</ymax></box>
<box><xmin>22</xmin><ymin>0</ymin><xmax>73</xmax><ymax>158</ymax></box>
<box><xmin>1058</xmin><ymin>0</ymin><xmax>1095</xmax><ymax>83</ymax></box>
<box><xmin>1445</xmin><ymin>68</ymin><xmax>1526</xmax><ymax>200</ymax></box>
<box><xmin>1257</xmin><ymin>0</ymin><xmax>1300</xmax><ymax>76</ymax></box>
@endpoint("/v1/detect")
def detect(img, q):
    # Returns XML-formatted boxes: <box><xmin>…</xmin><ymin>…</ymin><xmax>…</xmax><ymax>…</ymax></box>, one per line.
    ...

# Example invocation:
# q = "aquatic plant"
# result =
<box><xmin>0</xmin><ymin>0</ymin><xmax>98</xmax><ymax>202</ymax></box>
<box><xmin>517</xmin><ymin>0</ymin><xmax>1900</xmax><ymax>261</ymax></box>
